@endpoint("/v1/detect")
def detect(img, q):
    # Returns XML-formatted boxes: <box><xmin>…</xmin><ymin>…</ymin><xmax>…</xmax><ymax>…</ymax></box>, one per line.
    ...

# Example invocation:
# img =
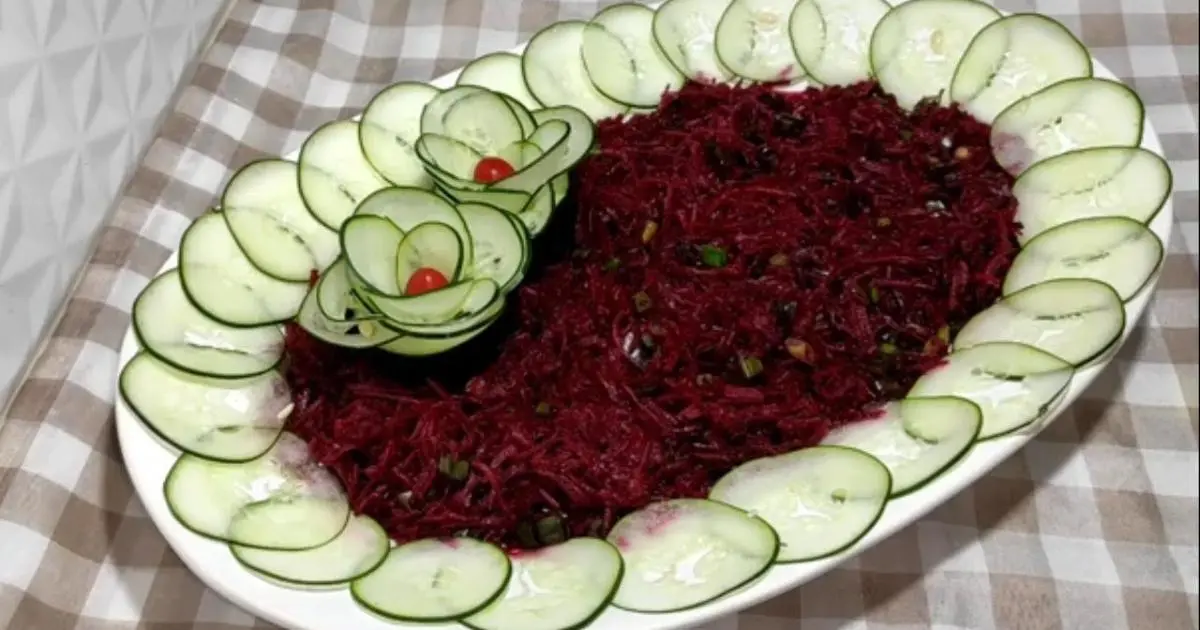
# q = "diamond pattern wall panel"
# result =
<box><xmin>0</xmin><ymin>0</ymin><xmax>228</xmax><ymax>403</ymax></box>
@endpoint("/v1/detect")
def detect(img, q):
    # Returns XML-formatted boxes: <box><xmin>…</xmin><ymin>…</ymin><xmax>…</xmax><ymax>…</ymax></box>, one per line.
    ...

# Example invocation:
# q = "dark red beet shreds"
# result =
<box><xmin>285</xmin><ymin>81</ymin><xmax>1020</xmax><ymax>549</ymax></box>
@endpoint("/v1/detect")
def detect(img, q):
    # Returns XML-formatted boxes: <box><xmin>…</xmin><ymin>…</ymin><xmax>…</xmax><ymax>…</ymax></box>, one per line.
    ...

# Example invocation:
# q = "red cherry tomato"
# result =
<box><xmin>405</xmin><ymin>267</ymin><xmax>449</xmax><ymax>296</ymax></box>
<box><xmin>473</xmin><ymin>156</ymin><xmax>515</xmax><ymax>184</ymax></box>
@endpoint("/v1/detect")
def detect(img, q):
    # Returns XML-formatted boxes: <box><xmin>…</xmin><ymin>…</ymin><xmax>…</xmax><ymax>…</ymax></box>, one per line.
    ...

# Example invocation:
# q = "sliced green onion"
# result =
<box><xmin>700</xmin><ymin>244</ymin><xmax>727</xmax><ymax>268</ymax></box>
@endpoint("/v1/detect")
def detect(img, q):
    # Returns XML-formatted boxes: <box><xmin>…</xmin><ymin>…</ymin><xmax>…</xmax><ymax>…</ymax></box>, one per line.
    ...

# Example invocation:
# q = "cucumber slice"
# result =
<box><xmin>164</xmin><ymin>432</ymin><xmax>350</xmax><ymax>550</ymax></box>
<box><xmin>437</xmin><ymin>182</ymin><xmax>532</xmax><ymax>215</ymax></box>
<box><xmin>991</xmin><ymin>77</ymin><xmax>1145</xmax><ymax>175</ymax></box>
<box><xmin>457</xmin><ymin>52</ymin><xmax>542</xmax><ymax>111</ymax></box>
<box><xmin>869</xmin><ymin>0</ymin><xmax>1000</xmax><ymax>109</ymax></box>
<box><xmin>457</xmin><ymin>202</ymin><xmax>530</xmax><ymax>293</ymax></box>
<box><xmin>314</xmin><ymin>258</ymin><xmax>376</xmax><ymax>323</ymax></box>
<box><xmin>497</xmin><ymin>140</ymin><xmax>544</xmax><ymax>170</ymax></box>
<box><xmin>462</xmin><ymin>538</ymin><xmax>623</xmax><ymax>630</ymax></box>
<box><xmin>494</xmin><ymin>107</ymin><xmax>596</xmax><ymax>195</ymax></box>
<box><xmin>788</xmin><ymin>0</ymin><xmax>891</xmax><ymax>86</ymax></box>
<box><xmin>519</xmin><ymin>183</ymin><xmax>556</xmax><ymax>236</ymax></box>
<box><xmin>395</xmin><ymin>222</ymin><xmax>466</xmax><ymax>286</ymax></box>
<box><xmin>583</xmin><ymin>3</ymin><xmax>685</xmax><ymax>108</ymax></box>
<box><xmin>353</xmin><ymin>187</ymin><xmax>474</xmax><ymax>267</ymax></box>
<box><xmin>341</xmin><ymin>214</ymin><xmax>405</xmax><ymax>295</ymax></box>
<box><xmin>823</xmin><ymin>397</ymin><xmax>983</xmax><ymax>496</ymax></box>
<box><xmin>221</xmin><ymin>159</ymin><xmax>340</xmax><ymax>283</ymax></box>
<box><xmin>119</xmin><ymin>352</ymin><xmax>289</xmax><ymax>462</ymax></box>
<box><xmin>378</xmin><ymin>322</ymin><xmax>497</xmax><ymax>356</ymax></box>
<box><xmin>178</xmin><ymin>212</ymin><xmax>307</xmax><ymax>327</ymax></box>
<box><xmin>716</xmin><ymin>0</ymin><xmax>805</xmax><ymax>83</ymax></box>
<box><xmin>421</xmin><ymin>85</ymin><xmax>488</xmax><ymax>137</ymax></box>
<box><xmin>132</xmin><ymin>269</ymin><xmax>283</xmax><ymax>379</ymax></box>
<box><xmin>1003</xmin><ymin>216</ymin><xmax>1164</xmax><ymax>302</ymax></box>
<box><xmin>608</xmin><ymin>498</ymin><xmax>778</xmax><ymax>612</ymax></box>
<box><xmin>1013</xmin><ymin>147</ymin><xmax>1172</xmax><ymax>244</ymax></box>
<box><xmin>523</xmin><ymin>20</ymin><xmax>631</xmax><ymax>121</ymax></box>
<box><xmin>442</xmin><ymin>90</ymin><xmax>528</xmax><ymax>155</ymax></box>
<box><xmin>298</xmin><ymin>120</ymin><xmax>391</xmax><ymax>230</ymax></box>
<box><xmin>297</xmin><ymin>279</ymin><xmax>402</xmax><ymax>349</ymax></box>
<box><xmin>709</xmin><ymin>446</ymin><xmax>890</xmax><ymax>563</ymax></box>
<box><xmin>908</xmin><ymin>342</ymin><xmax>1074</xmax><ymax>439</ymax></box>
<box><xmin>368</xmin><ymin>278</ymin><xmax>500</xmax><ymax>330</ymax></box>
<box><xmin>954</xmin><ymin>278</ymin><xmax>1126</xmax><ymax>367</ymax></box>
<box><xmin>416</xmin><ymin>133</ymin><xmax>487</xmax><ymax>190</ymax></box>
<box><xmin>359</xmin><ymin>81</ymin><xmax>441</xmax><ymax>188</ymax></box>
<box><xmin>950</xmin><ymin>14</ymin><xmax>1092</xmax><ymax>123</ymax></box>
<box><xmin>352</xmin><ymin>538</ymin><xmax>511</xmax><ymax>623</ymax></box>
<box><xmin>232</xmin><ymin>514</ymin><xmax>389</xmax><ymax>587</ymax></box>
<box><xmin>653</xmin><ymin>0</ymin><xmax>736</xmax><ymax>82</ymax></box>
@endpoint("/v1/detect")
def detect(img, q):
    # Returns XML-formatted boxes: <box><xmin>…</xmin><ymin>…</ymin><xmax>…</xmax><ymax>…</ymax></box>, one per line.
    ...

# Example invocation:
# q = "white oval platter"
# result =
<box><xmin>113</xmin><ymin>1</ymin><xmax>1173</xmax><ymax>629</ymax></box>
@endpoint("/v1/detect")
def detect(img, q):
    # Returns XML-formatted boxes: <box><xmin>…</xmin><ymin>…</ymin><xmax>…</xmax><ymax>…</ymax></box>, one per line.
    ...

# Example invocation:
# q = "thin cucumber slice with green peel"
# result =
<box><xmin>908</xmin><ymin>342</ymin><xmax>1074</xmax><ymax>439</ymax></box>
<box><xmin>607</xmin><ymin>498</ymin><xmax>778</xmax><ymax>612</ymax></box>
<box><xmin>990</xmin><ymin>77</ymin><xmax>1145</xmax><ymax>175</ymax></box>
<box><xmin>1003</xmin><ymin>216</ymin><xmax>1164</xmax><ymax>302</ymax></box>
<box><xmin>442</xmin><ymin>90</ymin><xmax>529</xmax><ymax>155</ymax></box>
<box><xmin>297</xmin><ymin>279</ymin><xmax>401</xmax><ymax>349</ymax></box>
<box><xmin>497</xmin><ymin>140</ymin><xmax>544</xmax><ymax>170</ymax></box>
<box><xmin>164</xmin><ymin>432</ymin><xmax>350</xmax><ymax>550</ymax></box>
<box><xmin>823</xmin><ymin>397</ymin><xmax>983</xmax><ymax>496</ymax></box>
<box><xmin>715</xmin><ymin>0</ymin><xmax>806</xmax><ymax>83</ymax></box>
<box><xmin>438</xmin><ymin>182</ymin><xmax>532</xmax><ymax>216</ymax></box>
<box><xmin>416</xmin><ymin>133</ymin><xmax>486</xmax><ymax>188</ymax></box>
<box><xmin>583</xmin><ymin>3</ymin><xmax>685</xmax><ymax>108</ymax></box>
<box><xmin>1012</xmin><ymin>147</ymin><xmax>1171</xmax><ymax>244</ymax></box>
<box><xmin>522</xmin><ymin>21</ymin><xmax>630</xmax><ymax>121</ymax></box>
<box><xmin>519</xmin><ymin>183</ymin><xmax>557</xmax><ymax>235</ymax></box>
<box><xmin>359</xmin><ymin>81</ymin><xmax>440</xmax><ymax>188</ymax></box>
<box><xmin>457</xmin><ymin>52</ymin><xmax>542</xmax><ymax>111</ymax></box>
<box><xmin>132</xmin><ymin>269</ymin><xmax>283</xmax><ymax>379</ymax></box>
<box><xmin>232</xmin><ymin>515</ymin><xmax>389</xmax><ymax>587</ymax></box>
<box><xmin>395</xmin><ymin>222</ymin><xmax>466</xmax><ymax>286</ymax></box>
<box><xmin>341</xmin><ymin>214</ymin><xmax>405</xmax><ymax>295</ymax></box>
<box><xmin>954</xmin><ymin>278</ymin><xmax>1126</xmax><ymax>367</ymax></box>
<box><xmin>178</xmin><ymin>212</ymin><xmax>307</xmax><ymax>328</ymax></box>
<box><xmin>463</xmin><ymin>538</ymin><xmax>623</xmax><ymax>630</ymax></box>
<box><xmin>457</xmin><ymin>202</ymin><xmax>530</xmax><ymax>293</ymax></box>
<box><xmin>869</xmin><ymin>0</ymin><xmax>1000</xmax><ymax>109</ymax></box>
<box><xmin>353</xmin><ymin>187</ymin><xmax>474</xmax><ymax>266</ymax></box>
<box><xmin>378</xmin><ymin>320</ymin><xmax>499</xmax><ymax>356</ymax></box>
<box><xmin>420</xmin><ymin>85</ymin><xmax>489</xmax><ymax>138</ymax></box>
<box><xmin>221</xmin><ymin>159</ymin><xmax>340</xmax><ymax>283</ymax></box>
<box><xmin>950</xmin><ymin>13</ymin><xmax>1092</xmax><ymax>123</ymax></box>
<box><xmin>358</xmin><ymin>279</ymin><xmax>483</xmax><ymax>327</ymax></box>
<box><xmin>119</xmin><ymin>352</ymin><xmax>290</xmax><ymax>462</ymax></box>
<box><xmin>298</xmin><ymin>120</ymin><xmax>391</xmax><ymax>230</ymax></box>
<box><xmin>353</xmin><ymin>537</ymin><xmax>511</xmax><ymax>623</ymax></box>
<box><xmin>314</xmin><ymin>258</ymin><xmax>376</xmax><ymax>323</ymax></box>
<box><xmin>369</xmin><ymin>279</ymin><xmax>502</xmax><ymax>333</ymax></box>
<box><xmin>710</xmin><ymin>446</ymin><xmax>890</xmax><ymax>562</ymax></box>
<box><xmin>653</xmin><ymin>0</ymin><xmax>736</xmax><ymax>82</ymax></box>
<box><xmin>788</xmin><ymin>0</ymin><xmax>891</xmax><ymax>86</ymax></box>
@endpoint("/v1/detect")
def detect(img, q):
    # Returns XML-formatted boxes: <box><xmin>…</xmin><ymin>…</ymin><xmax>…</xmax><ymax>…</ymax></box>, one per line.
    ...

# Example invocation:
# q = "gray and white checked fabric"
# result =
<box><xmin>0</xmin><ymin>1</ymin><xmax>1196</xmax><ymax>629</ymax></box>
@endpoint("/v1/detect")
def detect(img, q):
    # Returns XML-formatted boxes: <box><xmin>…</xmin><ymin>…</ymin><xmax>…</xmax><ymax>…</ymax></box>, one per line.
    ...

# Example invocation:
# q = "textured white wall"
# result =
<box><xmin>0</xmin><ymin>0</ymin><xmax>229</xmax><ymax>402</ymax></box>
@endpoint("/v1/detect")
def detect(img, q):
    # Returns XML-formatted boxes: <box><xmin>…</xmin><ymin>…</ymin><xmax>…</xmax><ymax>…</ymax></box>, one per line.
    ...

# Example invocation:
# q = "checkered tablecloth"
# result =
<box><xmin>0</xmin><ymin>1</ymin><xmax>1196</xmax><ymax>628</ymax></box>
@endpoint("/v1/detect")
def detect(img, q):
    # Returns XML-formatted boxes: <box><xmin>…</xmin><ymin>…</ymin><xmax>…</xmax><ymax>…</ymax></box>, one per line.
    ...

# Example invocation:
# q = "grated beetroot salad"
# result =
<box><xmin>285</xmin><ymin>81</ymin><xmax>1020</xmax><ymax>548</ymax></box>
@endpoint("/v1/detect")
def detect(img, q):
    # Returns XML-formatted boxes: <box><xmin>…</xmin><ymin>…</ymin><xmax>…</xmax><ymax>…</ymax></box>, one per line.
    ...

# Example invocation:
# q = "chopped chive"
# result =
<box><xmin>868</xmin><ymin>286</ymin><xmax>880</xmax><ymax>304</ymax></box>
<box><xmin>739</xmin><ymin>355</ymin><xmax>764</xmax><ymax>379</ymax></box>
<box><xmin>699</xmin><ymin>244</ymin><xmax>728</xmax><ymax>268</ymax></box>
<box><xmin>535</xmin><ymin>515</ymin><xmax>567</xmax><ymax>545</ymax></box>
<box><xmin>880</xmin><ymin>342</ymin><xmax>898</xmax><ymax>355</ymax></box>
<box><xmin>602</xmin><ymin>257</ymin><xmax>621</xmax><ymax>272</ymax></box>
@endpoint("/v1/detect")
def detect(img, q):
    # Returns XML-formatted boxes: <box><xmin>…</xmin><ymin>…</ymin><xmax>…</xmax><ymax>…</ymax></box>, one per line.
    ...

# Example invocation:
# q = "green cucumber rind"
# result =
<box><xmin>350</xmin><ymin>541</ymin><xmax>513</xmax><ymax>624</ymax></box>
<box><xmin>130</xmin><ymin>269</ymin><xmax>284</xmax><ymax>381</ymax></box>
<box><xmin>230</xmin><ymin>516</ymin><xmax>391</xmax><ymax>587</ymax></box>
<box><xmin>890</xmin><ymin>396</ymin><xmax>984</xmax><ymax>497</ymax></box>
<box><xmin>117</xmin><ymin>351</ymin><xmax>287</xmax><ymax>464</ymax></box>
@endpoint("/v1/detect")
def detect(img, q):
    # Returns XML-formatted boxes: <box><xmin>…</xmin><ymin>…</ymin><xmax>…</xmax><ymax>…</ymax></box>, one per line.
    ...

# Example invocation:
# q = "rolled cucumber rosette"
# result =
<box><xmin>295</xmin><ymin>187</ymin><xmax>532</xmax><ymax>357</ymax></box>
<box><xmin>411</xmin><ymin>85</ymin><xmax>597</xmax><ymax>237</ymax></box>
